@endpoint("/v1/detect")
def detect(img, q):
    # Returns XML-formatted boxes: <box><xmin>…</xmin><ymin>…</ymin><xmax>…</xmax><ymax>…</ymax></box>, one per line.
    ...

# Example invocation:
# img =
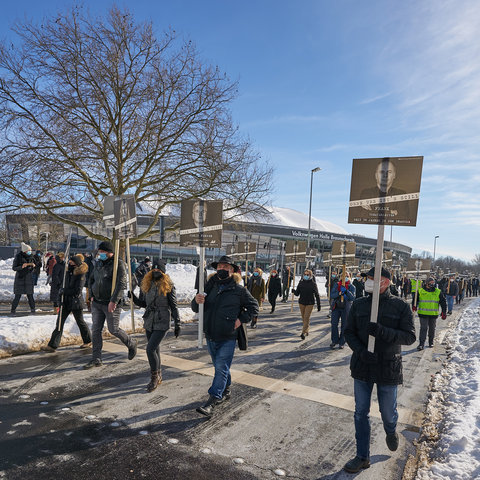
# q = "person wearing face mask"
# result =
<box><xmin>44</xmin><ymin>254</ymin><xmax>92</xmax><ymax>352</ymax></box>
<box><xmin>343</xmin><ymin>267</ymin><xmax>415</xmax><ymax>473</ymax></box>
<box><xmin>330</xmin><ymin>272</ymin><xmax>356</xmax><ymax>349</ymax></box>
<box><xmin>267</xmin><ymin>269</ymin><xmax>282</xmax><ymax>314</ymax></box>
<box><xmin>292</xmin><ymin>269</ymin><xmax>321</xmax><ymax>340</ymax></box>
<box><xmin>11</xmin><ymin>242</ymin><xmax>36</xmax><ymax>314</ymax></box>
<box><xmin>84</xmin><ymin>241</ymin><xmax>137</xmax><ymax>369</ymax></box>
<box><xmin>134</xmin><ymin>257</ymin><xmax>152</xmax><ymax>302</ymax></box>
<box><xmin>352</xmin><ymin>272</ymin><xmax>365</xmax><ymax>299</ymax></box>
<box><xmin>412</xmin><ymin>277</ymin><xmax>446</xmax><ymax>350</ymax></box>
<box><xmin>49</xmin><ymin>252</ymin><xmax>66</xmax><ymax>314</ymax></box>
<box><xmin>31</xmin><ymin>250</ymin><xmax>43</xmax><ymax>286</ymax></box>
<box><xmin>192</xmin><ymin>255</ymin><xmax>258</xmax><ymax>417</ymax></box>
<box><xmin>129</xmin><ymin>260</ymin><xmax>180</xmax><ymax>392</ymax></box>
<box><xmin>247</xmin><ymin>267</ymin><xmax>265</xmax><ymax>328</ymax></box>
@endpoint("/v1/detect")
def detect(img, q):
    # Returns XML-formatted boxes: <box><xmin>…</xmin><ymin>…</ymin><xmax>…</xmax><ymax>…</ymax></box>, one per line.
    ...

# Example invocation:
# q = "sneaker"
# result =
<box><xmin>338</xmin><ymin>345</ymin><xmax>344</xmax><ymax>350</ymax></box>
<box><xmin>329</xmin><ymin>343</ymin><xmax>336</xmax><ymax>349</ymax></box>
<box><xmin>386</xmin><ymin>432</ymin><xmax>399</xmax><ymax>451</ymax></box>
<box><xmin>428</xmin><ymin>343</ymin><xmax>434</xmax><ymax>348</ymax></box>
<box><xmin>128</xmin><ymin>338</ymin><xmax>138</xmax><ymax>360</ymax></box>
<box><xmin>79</xmin><ymin>342</ymin><xmax>92</xmax><ymax>349</ymax></box>
<box><xmin>300</xmin><ymin>333</ymin><xmax>305</xmax><ymax>340</ymax></box>
<box><xmin>417</xmin><ymin>345</ymin><xmax>424</xmax><ymax>351</ymax></box>
<box><xmin>344</xmin><ymin>456</ymin><xmax>370</xmax><ymax>473</ymax></box>
<box><xmin>84</xmin><ymin>358</ymin><xmax>102</xmax><ymax>369</ymax></box>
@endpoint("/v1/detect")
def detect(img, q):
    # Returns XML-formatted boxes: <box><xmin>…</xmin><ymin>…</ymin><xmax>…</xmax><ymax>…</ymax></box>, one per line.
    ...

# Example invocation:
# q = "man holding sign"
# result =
<box><xmin>343</xmin><ymin>267</ymin><xmax>415</xmax><ymax>473</ymax></box>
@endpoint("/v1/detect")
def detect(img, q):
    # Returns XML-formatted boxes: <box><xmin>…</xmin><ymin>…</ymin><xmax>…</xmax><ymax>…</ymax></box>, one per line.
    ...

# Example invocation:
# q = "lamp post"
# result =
<box><xmin>307</xmin><ymin>167</ymin><xmax>321</xmax><ymax>249</ymax></box>
<box><xmin>433</xmin><ymin>235</ymin><xmax>439</xmax><ymax>269</ymax></box>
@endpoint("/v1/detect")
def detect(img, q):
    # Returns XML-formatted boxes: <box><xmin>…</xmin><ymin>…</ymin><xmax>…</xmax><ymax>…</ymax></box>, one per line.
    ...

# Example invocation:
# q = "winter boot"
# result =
<box><xmin>147</xmin><ymin>370</ymin><xmax>162</xmax><ymax>392</ymax></box>
<box><xmin>196</xmin><ymin>395</ymin><xmax>220</xmax><ymax>417</ymax></box>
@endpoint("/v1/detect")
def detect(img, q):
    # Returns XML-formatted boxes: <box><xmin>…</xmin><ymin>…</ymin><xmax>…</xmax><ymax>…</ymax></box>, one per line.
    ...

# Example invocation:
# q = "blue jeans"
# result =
<box><xmin>206</xmin><ymin>338</ymin><xmax>237</xmax><ymax>399</ymax></box>
<box><xmin>446</xmin><ymin>295</ymin><xmax>454</xmax><ymax>312</ymax></box>
<box><xmin>354</xmin><ymin>379</ymin><xmax>398</xmax><ymax>460</ymax></box>
<box><xmin>330</xmin><ymin>302</ymin><xmax>351</xmax><ymax>346</ymax></box>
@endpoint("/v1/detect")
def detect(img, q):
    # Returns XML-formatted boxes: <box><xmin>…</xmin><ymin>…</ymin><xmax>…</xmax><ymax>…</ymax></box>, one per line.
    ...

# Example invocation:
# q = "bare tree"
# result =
<box><xmin>0</xmin><ymin>6</ymin><xmax>273</xmax><ymax>244</ymax></box>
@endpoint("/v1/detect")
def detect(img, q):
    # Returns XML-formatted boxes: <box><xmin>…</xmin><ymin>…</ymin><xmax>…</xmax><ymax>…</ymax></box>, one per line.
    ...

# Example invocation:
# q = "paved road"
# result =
<box><xmin>0</xmin><ymin>298</ymin><xmax>468</xmax><ymax>479</ymax></box>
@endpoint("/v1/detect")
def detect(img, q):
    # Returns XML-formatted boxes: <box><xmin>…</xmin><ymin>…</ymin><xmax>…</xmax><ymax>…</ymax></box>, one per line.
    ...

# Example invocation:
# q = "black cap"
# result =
<box><xmin>97</xmin><ymin>241</ymin><xmax>114</xmax><ymax>253</ymax></box>
<box><xmin>210</xmin><ymin>255</ymin><xmax>240</xmax><ymax>273</ymax></box>
<box><xmin>72</xmin><ymin>254</ymin><xmax>83</xmax><ymax>267</ymax></box>
<box><xmin>364</xmin><ymin>267</ymin><xmax>391</xmax><ymax>280</ymax></box>
<box><xmin>152</xmin><ymin>259</ymin><xmax>166</xmax><ymax>273</ymax></box>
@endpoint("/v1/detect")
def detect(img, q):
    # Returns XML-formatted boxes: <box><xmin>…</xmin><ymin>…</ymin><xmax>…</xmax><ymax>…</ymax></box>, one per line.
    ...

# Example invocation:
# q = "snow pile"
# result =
<box><xmin>415</xmin><ymin>298</ymin><xmax>480</xmax><ymax>480</ymax></box>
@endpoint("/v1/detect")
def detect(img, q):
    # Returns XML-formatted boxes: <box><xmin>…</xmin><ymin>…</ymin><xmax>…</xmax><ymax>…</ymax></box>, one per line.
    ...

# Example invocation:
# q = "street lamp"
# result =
<box><xmin>307</xmin><ymin>167</ymin><xmax>321</xmax><ymax>249</ymax></box>
<box><xmin>433</xmin><ymin>235</ymin><xmax>439</xmax><ymax>269</ymax></box>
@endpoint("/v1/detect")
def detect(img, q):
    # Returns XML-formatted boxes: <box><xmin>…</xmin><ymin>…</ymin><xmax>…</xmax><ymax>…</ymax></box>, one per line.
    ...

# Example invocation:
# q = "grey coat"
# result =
<box><xmin>13</xmin><ymin>251</ymin><xmax>35</xmax><ymax>295</ymax></box>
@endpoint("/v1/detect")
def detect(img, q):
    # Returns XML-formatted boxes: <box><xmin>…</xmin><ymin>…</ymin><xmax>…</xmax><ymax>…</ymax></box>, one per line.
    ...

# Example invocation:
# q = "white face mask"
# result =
<box><xmin>364</xmin><ymin>279</ymin><xmax>375</xmax><ymax>293</ymax></box>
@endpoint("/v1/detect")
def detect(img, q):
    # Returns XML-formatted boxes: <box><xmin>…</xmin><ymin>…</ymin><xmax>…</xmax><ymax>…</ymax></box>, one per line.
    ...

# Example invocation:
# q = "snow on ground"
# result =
<box><xmin>0</xmin><ymin>258</ymin><xmax>327</xmax><ymax>357</ymax></box>
<box><xmin>415</xmin><ymin>298</ymin><xmax>480</xmax><ymax>480</ymax></box>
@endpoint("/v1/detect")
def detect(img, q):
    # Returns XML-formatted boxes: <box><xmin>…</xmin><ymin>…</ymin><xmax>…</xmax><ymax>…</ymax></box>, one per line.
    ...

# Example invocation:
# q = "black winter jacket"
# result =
<box><xmin>344</xmin><ymin>289</ymin><xmax>416</xmax><ymax>385</ymax></box>
<box><xmin>293</xmin><ymin>279</ymin><xmax>321</xmax><ymax>308</ymax></box>
<box><xmin>50</xmin><ymin>257</ymin><xmax>65</xmax><ymax>302</ymax></box>
<box><xmin>267</xmin><ymin>276</ymin><xmax>282</xmax><ymax>299</ymax></box>
<box><xmin>12</xmin><ymin>251</ymin><xmax>35</xmax><ymax>295</ymax></box>
<box><xmin>61</xmin><ymin>263</ymin><xmax>88</xmax><ymax>311</ymax></box>
<box><xmin>191</xmin><ymin>273</ymin><xmax>259</xmax><ymax>342</ymax></box>
<box><xmin>132</xmin><ymin>278</ymin><xmax>180</xmax><ymax>331</ymax></box>
<box><xmin>89</xmin><ymin>256</ymin><xmax>127</xmax><ymax>305</ymax></box>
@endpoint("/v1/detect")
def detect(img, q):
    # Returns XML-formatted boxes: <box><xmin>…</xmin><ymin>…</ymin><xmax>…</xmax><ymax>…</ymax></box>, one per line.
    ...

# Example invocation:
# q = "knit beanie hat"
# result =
<box><xmin>152</xmin><ymin>259</ymin><xmax>166</xmax><ymax>273</ymax></box>
<box><xmin>98</xmin><ymin>241</ymin><xmax>114</xmax><ymax>253</ymax></box>
<box><xmin>72</xmin><ymin>254</ymin><xmax>84</xmax><ymax>266</ymax></box>
<box><xmin>21</xmin><ymin>242</ymin><xmax>32</xmax><ymax>252</ymax></box>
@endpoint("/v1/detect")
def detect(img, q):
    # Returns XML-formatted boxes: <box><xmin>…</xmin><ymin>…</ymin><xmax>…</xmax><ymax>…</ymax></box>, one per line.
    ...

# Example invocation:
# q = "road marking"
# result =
<box><xmin>101</xmin><ymin>339</ymin><xmax>421</xmax><ymax>427</ymax></box>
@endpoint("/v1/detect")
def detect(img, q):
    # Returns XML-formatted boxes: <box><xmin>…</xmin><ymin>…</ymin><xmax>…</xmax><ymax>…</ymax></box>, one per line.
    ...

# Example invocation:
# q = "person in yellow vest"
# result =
<box><xmin>410</xmin><ymin>278</ymin><xmax>420</xmax><ymax>300</ymax></box>
<box><xmin>412</xmin><ymin>277</ymin><xmax>446</xmax><ymax>350</ymax></box>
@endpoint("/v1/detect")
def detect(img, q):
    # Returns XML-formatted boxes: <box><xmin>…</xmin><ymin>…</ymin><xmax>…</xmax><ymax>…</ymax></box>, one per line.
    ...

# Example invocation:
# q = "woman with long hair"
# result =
<box><xmin>130</xmin><ymin>261</ymin><xmax>180</xmax><ymax>392</ymax></box>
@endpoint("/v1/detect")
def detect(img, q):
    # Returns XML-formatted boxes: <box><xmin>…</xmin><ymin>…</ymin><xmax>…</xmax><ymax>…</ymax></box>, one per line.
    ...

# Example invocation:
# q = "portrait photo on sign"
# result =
<box><xmin>179</xmin><ymin>199</ymin><xmax>223</xmax><ymax>247</ymax></box>
<box><xmin>348</xmin><ymin>156</ymin><xmax>423</xmax><ymax>226</ymax></box>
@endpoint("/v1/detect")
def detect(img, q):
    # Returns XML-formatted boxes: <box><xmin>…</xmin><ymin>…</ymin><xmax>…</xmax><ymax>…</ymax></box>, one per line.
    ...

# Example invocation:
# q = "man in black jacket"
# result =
<box><xmin>84</xmin><ymin>241</ymin><xmax>137</xmax><ymax>369</ymax></box>
<box><xmin>191</xmin><ymin>255</ymin><xmax>258</xmax><ymax>417</ymax></box>
<box><xmin>343</xmin><ymin>267</ymin><xmax>416</xmax><ymax>473</ymax></box>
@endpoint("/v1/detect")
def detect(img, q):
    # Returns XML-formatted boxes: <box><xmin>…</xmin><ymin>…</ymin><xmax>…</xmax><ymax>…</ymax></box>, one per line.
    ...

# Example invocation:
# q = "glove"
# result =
<box><xmin>360</xmin><ymin>349</ymin><xmax>378</xmax><ymax>364</ymax></box>
<box><xmin>317</xmin><ymin>305</ymin><xmax>321</xmax><ymax>312</ymax></box>
<box><xmin>368</xmin><ymin>322</ymin><xmax>383</xmax><ymax>337</ymax></box>
<box><xmin>174</xmin><ymin>325</ymin><xmax>181</xmax><ymax>338</ymax></box>
<box><xmin>340</xmin><ymin>286</ymin><xmax>347</xmax><ymax>293</ymax></box>
<box><xmin>441</xmin><ymin>312</ymin><xmax>446</xmax><ymax>320</ymax></box>
<box><xmin>127</xmin><ymin>291</ymin><xmax>132</xmax><ymax>298</ymax></box>
<box><xmin>412</xmin><ymin>305</ymin><xmax>417</xmax><ymax>311</ymax></box>
<box><xmin>58</xmin><ymin>288</ymin><xmax>64</xmax><ymax>296</ymax></box>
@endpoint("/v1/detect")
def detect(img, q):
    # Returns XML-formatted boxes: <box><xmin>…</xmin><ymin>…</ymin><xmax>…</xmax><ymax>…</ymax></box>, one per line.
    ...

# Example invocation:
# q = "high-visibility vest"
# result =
<box><xmin>417</xmin><ymin>288</ymin><xmax>441</xmax><ymax>316</ymax></box>
<box><xmin>411</xmin><ymin>279</ymin><xmax>420</xmax><ymax>293</ymax></box>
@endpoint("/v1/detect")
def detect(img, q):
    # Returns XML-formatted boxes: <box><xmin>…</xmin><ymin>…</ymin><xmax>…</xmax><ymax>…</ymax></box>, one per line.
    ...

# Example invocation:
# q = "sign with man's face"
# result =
<box><xmin>113</xmin><ymin>195</ymin><xmax>137</xmax><ymax>239</ymax></box>
<box><xmin>406</xmin><ymin>258</ymin><xmax>432</xmax><ymax>275</ymax></box>
<box><xmin>285</xmin><ymin>240</ymin><xmax>307</xmax><ymax>262</ymax></box>
<box><xmin>180</xmin><ymin>199</ymin><xmax>223</xmax><ymax>247</ymax></box>
<box><xmin>348</xmin><ymin>156</ymin><xmax>423</xmax><ymax>226</ymax></box>
<box><xmin>331</xmin><ymin>240</ymin><xmax>356</xmax><ymax>266</ymax></box>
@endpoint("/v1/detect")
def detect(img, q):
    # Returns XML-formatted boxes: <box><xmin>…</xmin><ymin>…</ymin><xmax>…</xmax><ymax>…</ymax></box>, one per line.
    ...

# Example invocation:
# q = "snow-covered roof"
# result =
<box><xmin>231</xmin><ymin>206</ymin><xmax>348</xmax><ymax>235</ymax></box>
<box><xmin>137</xmin><ymin>202</ymin><xmax>347</xmax><ymax>235</ymax></box>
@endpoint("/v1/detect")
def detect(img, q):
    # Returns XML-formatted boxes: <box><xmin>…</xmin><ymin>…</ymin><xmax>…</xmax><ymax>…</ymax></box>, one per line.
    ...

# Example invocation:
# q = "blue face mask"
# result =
<box><xmin>98</xmin><ymin>252</ymin><xmax>108</xmax><ymax>261</ymax></box>
<box><xmin>303</xmin><ymin>275</ymin><xmax>311</xmax><ymax>281</ymax></box>
<box><xmin>26</xmin><ymin>251</ymin><xmax>32</xmax><ymax>255</ymax></box>
<box><xmin>253</xmin><ymin>272</ymin><xmax>259</xmax><ymax>276</ymax></box>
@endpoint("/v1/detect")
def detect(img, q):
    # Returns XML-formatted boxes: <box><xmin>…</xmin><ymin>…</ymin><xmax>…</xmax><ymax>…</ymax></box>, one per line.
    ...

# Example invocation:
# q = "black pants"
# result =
<box><xmin>12</xmin><ymin>294</ymin><xmax>35</xmax><ymax>312</ymax></box>
<box><xmin>145</xmin><ymin>329</ymin><xmax>167</xmax><ymax>371</ymax></box>
<box><xmin>268</xmin><ymin>293</ymin><xmax>278</xmax><ymax>311</ymax></box>
<box><xmin>48</xmin><ymin>308</ymin><xmax>92</xmax><ymax>349</ymax></box>
<box><xmin>282</xmin><ymin>284</ymin><xmax>290</xmax><ymax>301</ymax></box>
<box><xmin>418</xmin><ymin>315</ymin><xmax>437</xmax><ymax>347</ymax></box>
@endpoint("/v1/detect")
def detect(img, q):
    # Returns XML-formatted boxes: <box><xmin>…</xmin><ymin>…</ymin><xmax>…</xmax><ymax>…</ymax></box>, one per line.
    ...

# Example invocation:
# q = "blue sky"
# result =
<box><xmin>1</xmin><ymin>0</ymin><xmax>479</xmax><ymax>261</ymax></box>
